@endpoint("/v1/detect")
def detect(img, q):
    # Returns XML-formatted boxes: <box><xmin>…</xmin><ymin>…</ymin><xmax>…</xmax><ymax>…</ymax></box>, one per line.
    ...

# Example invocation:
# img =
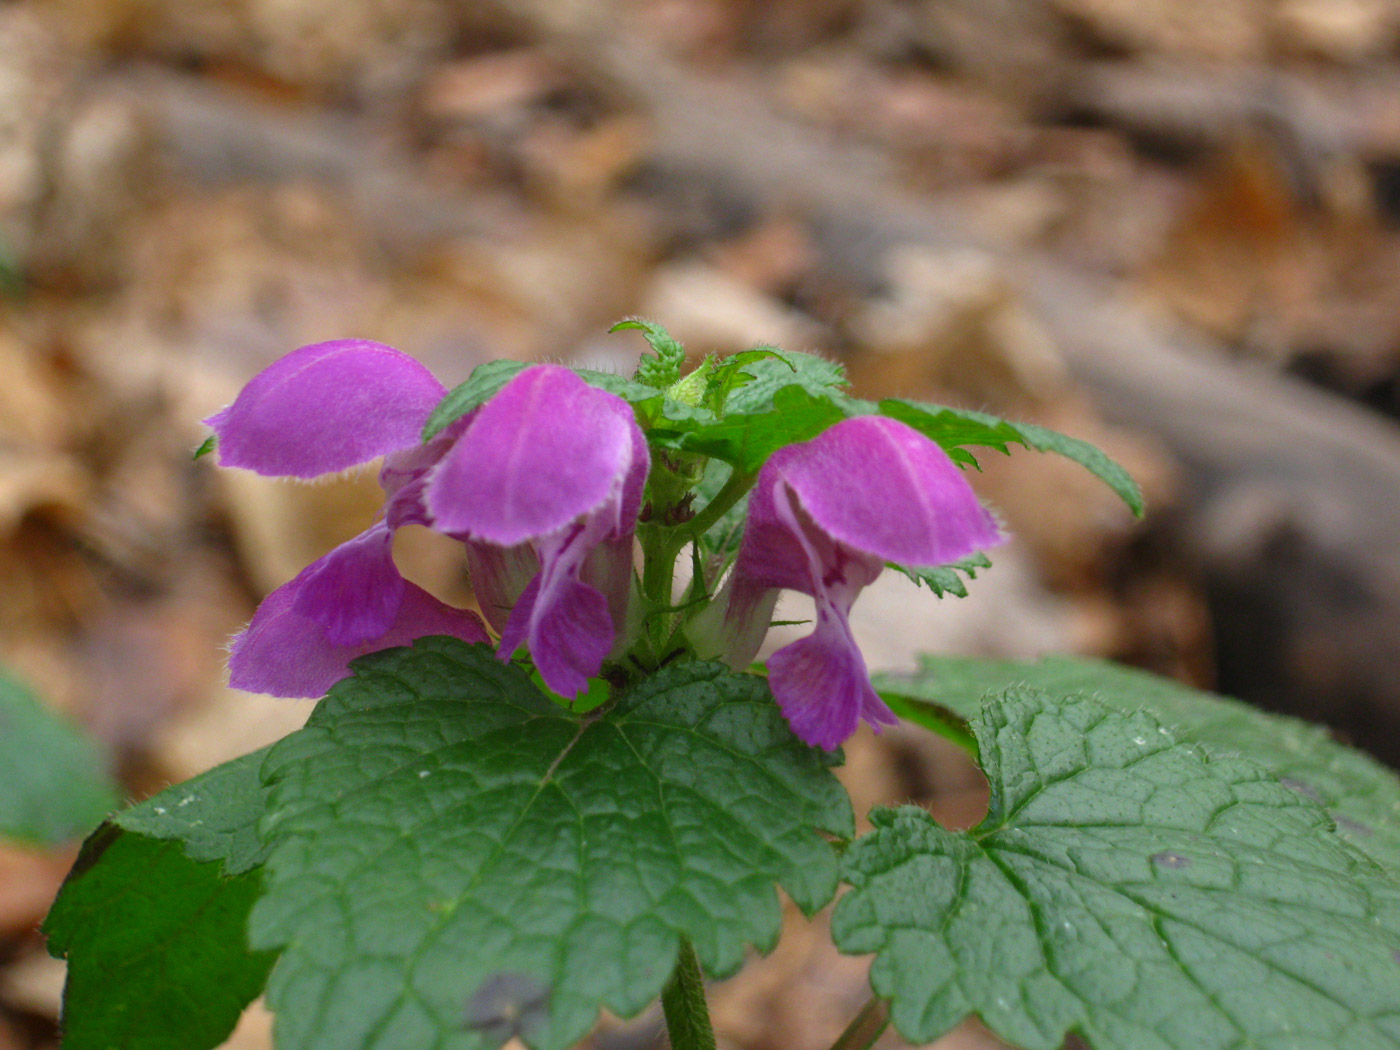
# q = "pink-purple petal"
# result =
<box><xmin>229</xmin><ymin>577</ymin><xmax>489</xmax><ymax>698</ymax></box>
<box><xmin>499</xmin><ymin>571</ymin><xmax>612</xmax><ymax>699</ymax></box>
<box><xmin>497</xmin><ymin>518</ymin><xmax>616</xmax><ymax>698</ymax></box>
<box><xmin>289</xmin><ymin>524</ymin><xmax>404</xmax><ymax>647</ymax></box>
<box><xmin>205</xmin><ymin>340</ymin><xmax>446</xmax><ymax>479</ymax></box>
<box><xmin>464</xmin><ymin>540</ymin><xmax>540</xmax><ymax>635</ymax></box>
<box><xmin>767</xmin><ymin>599</ymin><xmax>896</xmax><ymax>750</ymax></box>
<box><xmin>776</xmin><ymin>415</ymin><xmax>1002</xmax><ymax>567</ymax></box>
<box><xmin>426</xmin><ymin>366</ymin><xmax>638</xmax><ymax>545</ymax></box>
<box><xmin>720</xmin><ymin>414</ymin><xmax>1004</xmax><ymax>748</ymax></box>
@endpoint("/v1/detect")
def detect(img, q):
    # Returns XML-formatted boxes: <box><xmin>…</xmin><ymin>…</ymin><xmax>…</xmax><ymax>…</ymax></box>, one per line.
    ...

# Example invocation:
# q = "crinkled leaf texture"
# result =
<box><xmin>834</xmin><ymin>690</ymin><xmax>1400</xmax><ymax>1050</ymax></box>
<box><xmin>45</xmin><ymin>748</ymin><xmax>276</xmax><ymax>1050</ymax></box>
<box><xmin>877</xmin><ymin>655</ymin><xmax>1400</xmax><ymax>874</ymax></box>
<box><xmin>0</xmin><ymin>670</ymin><xmax>116</xmax><ymax>846</ymax></box>
<box><xmin>611</xmin><ymin>318</ymin><xmax>687</xmax><ymax>389</ymax></box>
<box><xmin>249</xmin><ymin>638</ymin><xmax>853</xmax><ymax>1050</ymax></box>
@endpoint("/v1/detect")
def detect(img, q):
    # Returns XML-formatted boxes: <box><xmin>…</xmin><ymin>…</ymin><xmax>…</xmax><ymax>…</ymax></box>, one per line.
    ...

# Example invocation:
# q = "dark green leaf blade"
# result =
<box><xmin>0</xmin><ymin>670</ymin><xmax>116</xmax><ymax>845</ymax></box>
<box><xmin>115</xmin><ymin>745</ymin><xmax>274</xmax><ymax>874</ymax></box>
<box><xmin>879</xmin><ymin>399</ymin><xmax>1144</xmax><ymax>516</ymax></box>
<box><xmin>45</xmin><ymin>831</ymin><xmax>274</xmax><ymax>1050</ymax></box>
<box><xmin>834</xmin><ymin>691</ymin><xmax>1400</xmax><ymax>1050</ymax></box>
<box><xmin>877</xmin><ymin>655</ymin><xmax>1400</xmax><ymax>873</ymax></box>
<box><xmin>45</xmin><ymin>748</ymin><xmax>278</xmax><ymax>1050</ymax></box>
<box><xmin>249</xmin><ymin>639</ymin><xmax>852</xmax><ymax>1050</ymax></box>
<box><xmin>693</xmin><ymin>459</ymin><xmax>749</xmax><ymax>560</ymax></box>
<box><xmin>422</xmin><ymin>359</ymin><xmax>529</xmax><ymax>440</ymax></box>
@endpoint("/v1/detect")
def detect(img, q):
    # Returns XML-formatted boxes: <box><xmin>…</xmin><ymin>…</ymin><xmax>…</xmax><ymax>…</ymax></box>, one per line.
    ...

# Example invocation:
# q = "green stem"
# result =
<box><xmin>678</xmin><ymin>467</ymin><xmax>755</xmax><ymax>547</ymax></box>
<box><xmin>827</xmin><ymin>997</ymin><xmax>890</xmax><ymax>1050</ymax></box>
<box><xmin>661</xmin><ymin>939</ymin><xmax>716</xmax><ymax>1050</ymax></box>
<box><xmin>639</xmin><ymin>467</ymin><xmax>756</xmax><ymax>660</ymax></box>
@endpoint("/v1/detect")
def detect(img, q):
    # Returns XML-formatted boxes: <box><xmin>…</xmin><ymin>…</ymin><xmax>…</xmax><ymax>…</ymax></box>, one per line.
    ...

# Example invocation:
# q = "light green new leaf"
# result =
<box><xmin>876</xmin><ymin>655</ymin><xmax>1400</xmax><ymax>873</ymax></box>
<box><xmin>658</xmin><ymin>350</ymin><xmax>850</xmax><ymax>471</ymax></box>
<box><xmin>835</xmin><ymin>691</ymin><xmax>1400</xmax><ymax>1050</ymax></box>
<box><xmin>45</xmin><ymin>748</ymin><xmax>277</xmax><ymax>1050</ymax></box>
<box><xmin>673</xmin><ymin>383</ymin><xmax>849</xmax><ymax>471</ymax></box>
<box><xmin>250</xmin><ymin>638</ymin><xmax>853</xmax><ymax>1050</ymax></box>
<box><xmin>719</xmin><ymin>350</ymin><xmax>847</xmax><ymax>415</ymax></box>
<box><xmin>611</xmin><ymin>318</ymin><xmax>687</xmax><ymax>389</ymax></box>
<box><xmin>0</xmin><ymin>670</ymin><xmax>116</xmax><ymax>846</ymax></box>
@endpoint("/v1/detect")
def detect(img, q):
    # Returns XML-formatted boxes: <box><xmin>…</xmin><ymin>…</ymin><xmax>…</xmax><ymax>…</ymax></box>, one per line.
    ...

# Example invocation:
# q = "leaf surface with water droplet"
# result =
<box><xmin>834</xmin><ymin>690</ymin><xmax>1400</xmax><ymax>1050</ymax></box>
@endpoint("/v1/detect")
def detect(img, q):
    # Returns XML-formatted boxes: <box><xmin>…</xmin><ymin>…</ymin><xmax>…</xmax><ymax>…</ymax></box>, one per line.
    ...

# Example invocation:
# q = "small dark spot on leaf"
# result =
<box><xmin>1391</xmin><ymin>949</ymin><xmax>1400</xmax><ymax>966</ymax></box>
<box><xmin>1280</xmin><ymin>777</ymin><xmax>1321</xmax><ymax>801</ymax></box>
<box><xmin>464</xmin><ymin>972</ymin><xmax>550</xmax><ymax>1045</ymax></box>
<box><xmin>1151</xmin><ymin>851</ymin><xmax>1190</xmax><ymax>869</ymax></box>
<box><xmin>1333</xmin><ymin>814</ymin><xmax>1374</xmax><ymax>837</ymax></box>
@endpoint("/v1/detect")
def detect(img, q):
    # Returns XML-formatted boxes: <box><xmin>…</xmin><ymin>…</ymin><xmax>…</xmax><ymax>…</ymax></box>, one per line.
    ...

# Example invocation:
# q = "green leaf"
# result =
<box><xmin>572</xmin><ymin>367</ymin><xmax>676</xmax><ymax>418</ymax></box>
<box><xmin>0</xmin><ymin>670</ymin><xmax>116</xmax><ymax>845</ymax></box>
<box><xmin>193</xmin><ymin>434</ymin><xmax>217</xmax><ymax>461</ymax></box>
<box><xmin>250</xmin><ymin>638</ymin><xmax>852</xmax><ymax>1050</ymax></box>
<box><xmin>628</xmin><ymin>350</ymin><xmax>849</xmax><ymax>472</ymax></box>
<box><xmin>422</xmin><ymin>356</ymin><xmax>709</xmax><ymax>446</ymax></box>
<box><xmin>45</xmin><ymin>749</ymin><xmax>278</xmax><ymax>1050</ymax></box>
<box><xmin>889</xmin><ymin>551</ymin><xmax>993</xmax><ymax>599</ymax></box>
<box><xmin>879</xmin><ymin>399</ymin><xmax>1144</xmax><ymax>516</ymax></box>
<box><xmin>115</xmin><ymin>745</ymin><xmax>274</xmax><ymax>874</ymax></box>
<box><xmin>721</xmin><ymin>351</ymin><xmax>847</xmax><ymax>414</ymax></box>
<box><xmin>422</xmin><ymin>359</ymin><xmax>529</xmax><ymax>440</ymax></box>
<box><xmin>0</xmin><ymin>237</ymin><xmax>22</xmax><ymax>299</ymax></box>
<box><xmin>611</xmin><ymin>318</ymin><xmax>687</xmax><ymax>389</ymax></box>
<box><xmin>834</xmin><ymin>690</ymin><xmax>1400</xmax><ymax>1050</ymax></box>
<box><xmin>673</xmin><ymin>383</ymin><xmax>849</xmax><ymax>472</ymax></box>
<box><xmin>877</xmin><ymin>655</ymin><xmax>1400</xmax><ymax>873</ymax></box>
<box><xmin>702</xmin><ymin>347</ymin><xmax>792</xmax><ymax>414</ymax></box>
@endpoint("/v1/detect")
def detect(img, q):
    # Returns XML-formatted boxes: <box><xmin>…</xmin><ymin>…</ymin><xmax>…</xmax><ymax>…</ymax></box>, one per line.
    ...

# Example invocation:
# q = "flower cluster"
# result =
<box><xmin>206</xmin><ymin>338</ymin><xmax>1001</xmax><ymax>748</ymax></box>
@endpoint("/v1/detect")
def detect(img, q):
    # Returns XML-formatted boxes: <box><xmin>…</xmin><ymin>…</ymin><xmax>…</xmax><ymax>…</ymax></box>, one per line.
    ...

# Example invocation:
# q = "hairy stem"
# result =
<box><xmin>827</xmin><ymin>997</ymin><xmax>890</xmax><ymax>1050</ymax></box>
<box><xmin>661</xmin><ymin>939</ymin><xmax>716</xmax><ymax>1050</ymax></box>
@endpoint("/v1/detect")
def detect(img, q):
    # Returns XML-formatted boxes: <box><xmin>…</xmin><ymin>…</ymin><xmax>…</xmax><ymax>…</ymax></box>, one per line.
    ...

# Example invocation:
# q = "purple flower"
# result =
<box><xmin>700</xmin><ymin>416</ymin><xmax>1004</xmax><ymax>750</ymax></box>
<box><xmin>204</xmin><ymin>340</ymin><xmax>489</xmax><ymax>697</ymax></box>
<box><xmin>425</xmin><ymin>366</ymin><xmax>648</xmax><ymax>698</ymax></box>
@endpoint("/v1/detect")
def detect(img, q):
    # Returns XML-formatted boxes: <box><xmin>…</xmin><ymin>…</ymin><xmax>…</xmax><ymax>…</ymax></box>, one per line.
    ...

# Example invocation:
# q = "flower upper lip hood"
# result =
<box><xmin>204</xmin><ymin>339</ymin><xmax>448</xmax><ymax>479</ymax></box>
<box><xmin>425</xmin><ymin>365</ymin><xmax>649</xmax><ymax>699</ymax></box>
<box><xmin>711</xmin><ymin>414</ymin><xmax>1005</xmax><ymax>750</ymax></box>
<box><xmin>203</xmin><ymin>339</ymin><xmax>489</xmax><ymax>698</ymax></box>
<box><xmin>425</xmin><ymin>365</ymin><xmax>646</xmax><ymax>545</ymax></box>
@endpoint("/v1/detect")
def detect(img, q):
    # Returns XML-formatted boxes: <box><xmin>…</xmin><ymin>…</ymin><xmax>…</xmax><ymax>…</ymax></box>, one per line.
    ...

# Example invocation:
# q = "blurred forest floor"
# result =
<box><xmin>4</xmin><ymin>0</ymin><xmax>1400</xmax><ymax>1047</ymax></box>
